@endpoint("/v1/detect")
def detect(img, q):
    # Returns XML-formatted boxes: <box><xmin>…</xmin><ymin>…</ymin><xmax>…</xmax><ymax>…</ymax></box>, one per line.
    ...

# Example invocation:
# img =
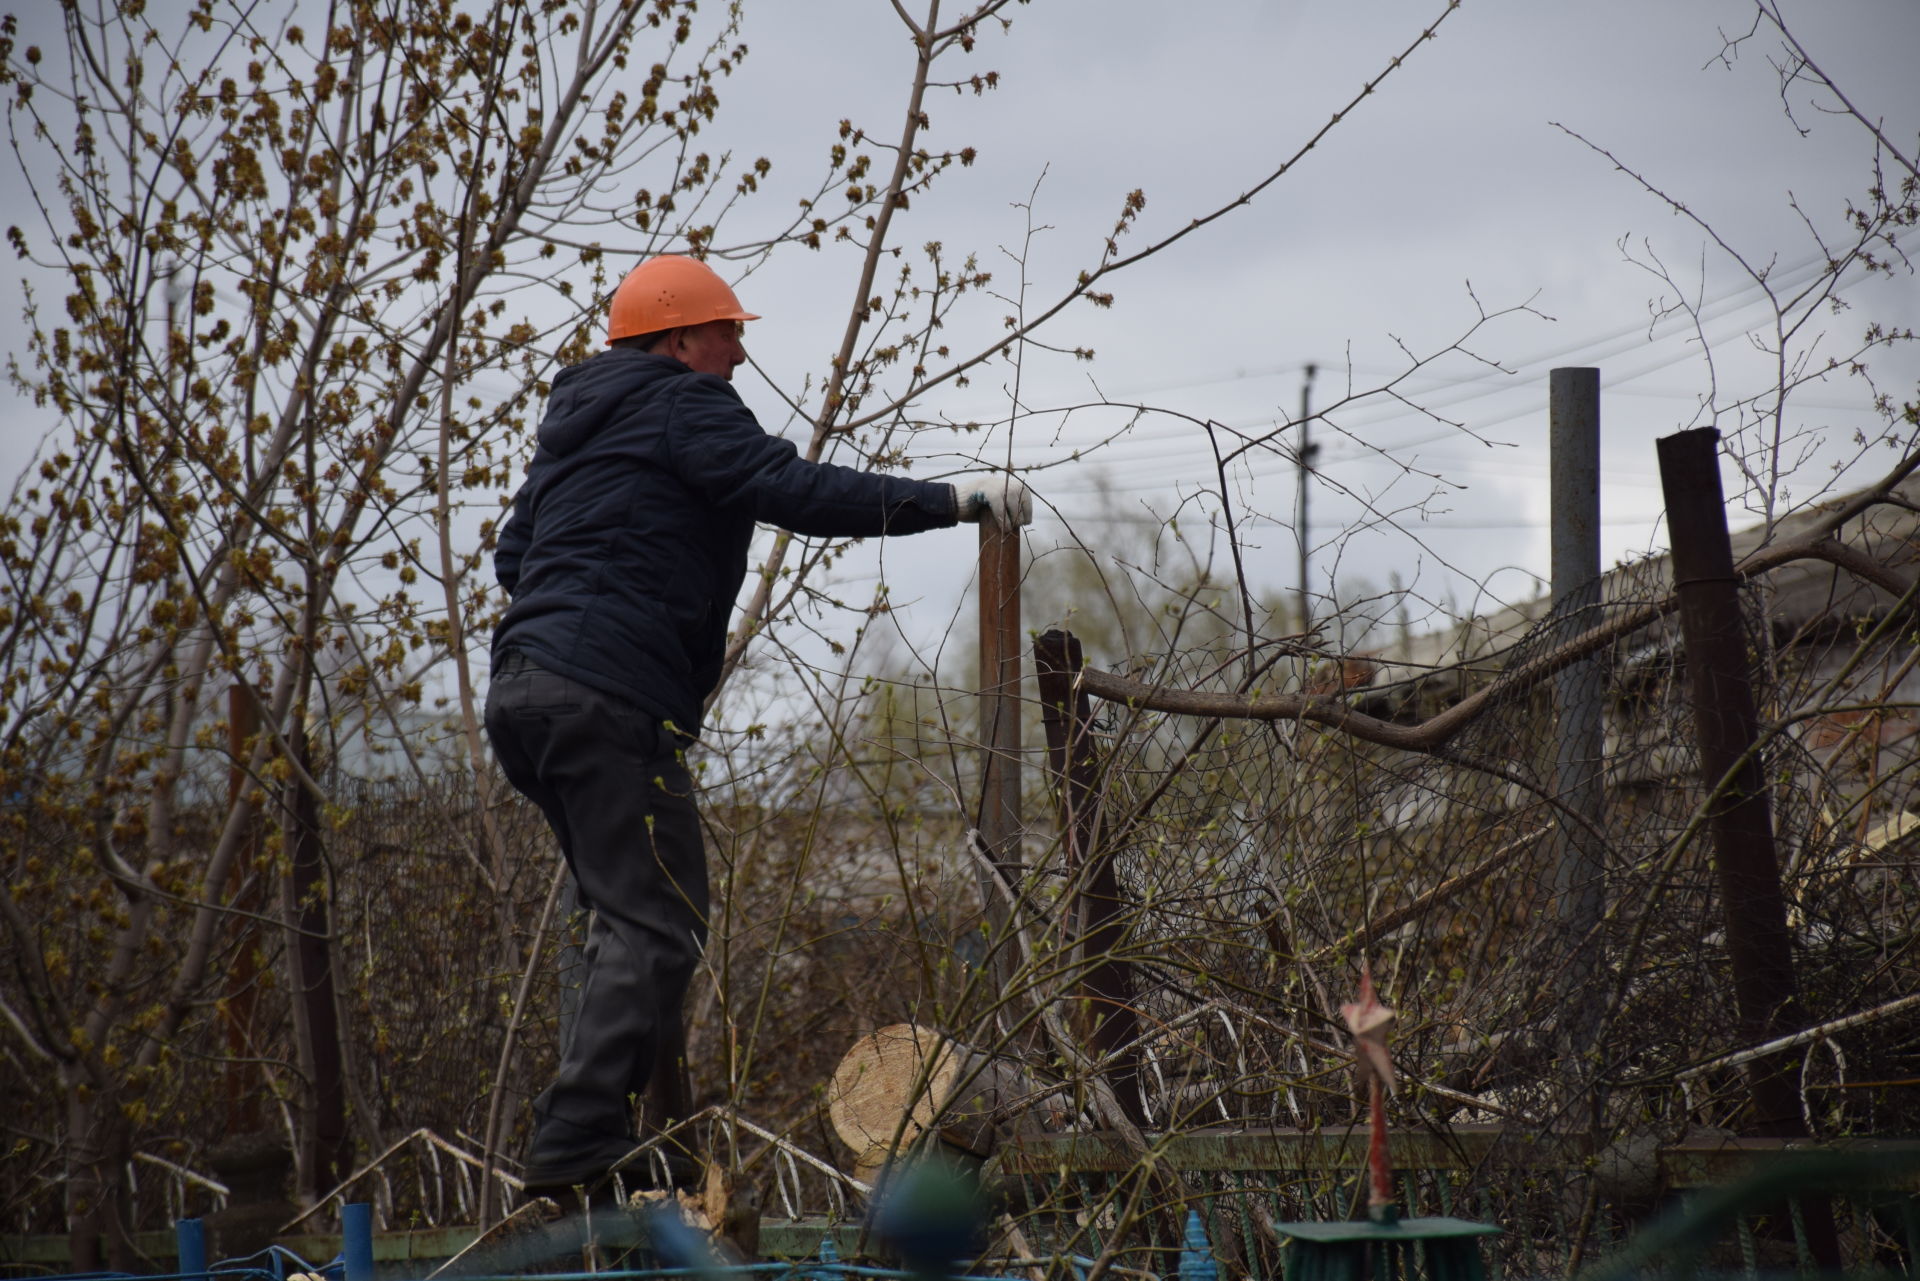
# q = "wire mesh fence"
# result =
<box><xmin>4</xmin><ymin>485</ymin><xmax>1916</xmax><ymax>1281</ymax></box>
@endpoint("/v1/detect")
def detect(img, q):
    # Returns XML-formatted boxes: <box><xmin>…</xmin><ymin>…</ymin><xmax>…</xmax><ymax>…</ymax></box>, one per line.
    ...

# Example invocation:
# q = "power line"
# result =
<box><xmin>927</xmin><ymin>248</ymin><xmax>1834</xmax><ymax>427</ymax></box>
<box><xmin>1057</xmin><ymin>509</ymin><xmax>1665</xmax><ymax>532</ymax></box>
<box><xmin>909</xmin><ymin>253</ymin><xmax>1872</xmax><ymax>491</ymax></box>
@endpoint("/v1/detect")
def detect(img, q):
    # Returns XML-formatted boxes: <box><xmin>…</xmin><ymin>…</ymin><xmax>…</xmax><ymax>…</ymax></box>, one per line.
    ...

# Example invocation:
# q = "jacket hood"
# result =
<box><xmin>537</xmin><ymin>348</ymin><xmax>684</xmax><ymax>457</ymax></box>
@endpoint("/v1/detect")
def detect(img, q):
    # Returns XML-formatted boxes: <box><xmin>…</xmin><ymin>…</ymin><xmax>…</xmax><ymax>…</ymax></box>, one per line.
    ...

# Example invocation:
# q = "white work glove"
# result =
<box><xmin>954</xmin><ymin>473</ymin><xmax>1033</xmax><ymax>527</ymax></box>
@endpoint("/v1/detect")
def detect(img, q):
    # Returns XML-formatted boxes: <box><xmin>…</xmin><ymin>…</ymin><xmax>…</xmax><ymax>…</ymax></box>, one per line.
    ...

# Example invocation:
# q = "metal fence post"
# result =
<box><xmin>1549</xmin><ymin>368</ymin><xmax>1607</xmax><ymax>1086</ymax></box>
<box><xmin>1657</xmin><ymin>428</ymin><xmax>1804</xmax><ymax>1126</ymax></box>
<box><xmin>342</xmin><ymin>1201</ymin><xmax>374</xmax><ymax>1281</ymax></box>
<box><xmin>175</xmin><ymin>1217</ymin><xmax>207</xmax><ymax>1280</ymax></box>
<box><xmin>1656</xmin><ymin>427</ymin><xmax>1838</xmax><ymax>1265</ymax></box>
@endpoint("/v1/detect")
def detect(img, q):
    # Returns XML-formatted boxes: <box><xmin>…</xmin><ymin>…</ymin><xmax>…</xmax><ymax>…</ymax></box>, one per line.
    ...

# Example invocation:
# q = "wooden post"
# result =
<box><xmin>974</xmin><ymin>514</ymin><xmax>1024</xmax><ymax>973</ymax></box>
<box><xmin>1035</xmin><ymin>629</ymin><xmax>1144</xmax><ymax>1125</ymax></box>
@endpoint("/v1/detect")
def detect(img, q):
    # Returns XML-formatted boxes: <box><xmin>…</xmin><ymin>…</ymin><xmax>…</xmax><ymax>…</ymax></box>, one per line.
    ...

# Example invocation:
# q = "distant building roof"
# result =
<box><xmin>1350</xmin><ymin>474</ymin><xmax>1920</xmax><ymax>707</ymax></box>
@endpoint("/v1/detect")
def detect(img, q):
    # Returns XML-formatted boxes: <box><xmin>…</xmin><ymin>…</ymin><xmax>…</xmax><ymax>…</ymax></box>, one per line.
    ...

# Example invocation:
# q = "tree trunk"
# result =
<box><xmin>827</xmin><ymin>1023</ymin><xmax>1060</xmax><ymax>1174</ymax></box>
<box><xmin>64</xmin><ymin>1078</ymin><xmax>133</xmax><ymax>1272</ymax></box>
<box><xmin>284</xmin><ymin>723</ymin><xmax>349</xmax><ymax>1205</ymax></box>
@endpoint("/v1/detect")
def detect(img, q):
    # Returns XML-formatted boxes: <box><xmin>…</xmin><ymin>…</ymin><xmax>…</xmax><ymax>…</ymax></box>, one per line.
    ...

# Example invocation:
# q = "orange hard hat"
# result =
<box><xmin>605</xmin><ymin>254</ymin><xmax>760</xmax><ymax>343</ymax></box>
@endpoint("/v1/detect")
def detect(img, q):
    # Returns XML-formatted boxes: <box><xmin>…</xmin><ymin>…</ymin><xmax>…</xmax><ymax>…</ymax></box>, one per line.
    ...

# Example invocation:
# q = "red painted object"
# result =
<box><xmin>1340</xmin><ymin>965</ymin><xmax>1398</xmax><ymax>1217</ymax></box>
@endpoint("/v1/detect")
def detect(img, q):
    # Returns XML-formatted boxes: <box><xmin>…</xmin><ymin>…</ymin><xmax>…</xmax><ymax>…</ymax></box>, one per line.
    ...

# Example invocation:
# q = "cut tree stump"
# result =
<box><xmin>827</xmin><ymin>1024</ymin><xmax>1057</xmax><ymax>1172</ymax></box>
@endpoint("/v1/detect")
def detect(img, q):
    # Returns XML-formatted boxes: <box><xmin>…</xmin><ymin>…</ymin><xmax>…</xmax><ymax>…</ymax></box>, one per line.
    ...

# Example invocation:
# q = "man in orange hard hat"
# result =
<box><xmin>485</xmin><ymin>254</ymin><xmax>1029</xmax><ymax>1202</ymax></box>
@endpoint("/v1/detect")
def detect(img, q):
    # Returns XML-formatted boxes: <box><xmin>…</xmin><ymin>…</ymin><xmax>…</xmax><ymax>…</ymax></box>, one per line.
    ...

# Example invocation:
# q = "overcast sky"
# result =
<box><xmin>713</xmin><ymin>0</ymin><xmax>1920</xmax><ymax>663</ymax></box>
<box><xmin>5</xmin><ymin>0</ymin><xmax>1917</xmax><ymax>676</ymax></box>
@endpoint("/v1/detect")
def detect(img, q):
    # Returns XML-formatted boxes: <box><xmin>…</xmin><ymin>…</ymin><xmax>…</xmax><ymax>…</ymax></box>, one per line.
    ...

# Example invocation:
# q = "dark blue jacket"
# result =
<box><xmin>492</xmin><ymin>348</ymin><xmax>958</xmax><ymax>735</ymax></box>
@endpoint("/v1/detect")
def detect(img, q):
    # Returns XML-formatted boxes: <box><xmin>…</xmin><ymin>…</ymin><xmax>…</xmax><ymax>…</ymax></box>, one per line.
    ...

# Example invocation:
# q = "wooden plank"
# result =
<box><xmin>997</xmin><ymin>1128</ymin><xmax>1920</xmax><ymax>1191</ymax></box>
<box><xmin>993</xmin><ymin>1125</ymin><xmax>1514</xmax><ymax>1175</ymax></box>
<box><xmin>1659</xmin><ymin>1136</ymin><xmax>1920</xmax><ymax>1190</ymax></box>
<box><xmin>11</xmin><ymin>1133</ymin><xmax>1915</xmax><ymax>1272</ymax></box>
<box><xmin>1</xmin><ymin>1221</ymin><xmax>865</xmax><ymax>1268</ymax></box>
<box><xmin>1</xmin><ymin>1229</ymin><xmax>180</xmax><ymax>1265</ymax></box>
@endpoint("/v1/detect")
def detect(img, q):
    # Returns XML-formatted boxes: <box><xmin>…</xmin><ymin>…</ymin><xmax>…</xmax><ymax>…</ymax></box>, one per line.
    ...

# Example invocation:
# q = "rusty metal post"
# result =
<box><xmin>1035</xmin><ymin>629</ymin><xmax>1144</xmax><ymax>1125</ymax></box>
<box><xmin>1656</xmin><ymin>429</ymin><xmax>1808</xmax><ymax>1130</ymax></box>
<box><xmin>975</xmin><ymin>513</ymin><xmax>1025</xmax><ymax>971</ymax></box>
<box><xmin>1657</xmin><ymin>427</ymin><xmax>1839</xmax><ymax>1268</ymax></box>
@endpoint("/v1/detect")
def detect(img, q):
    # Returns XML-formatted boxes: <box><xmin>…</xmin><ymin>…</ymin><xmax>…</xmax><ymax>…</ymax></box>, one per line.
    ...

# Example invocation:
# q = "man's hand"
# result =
<box><xmin>953</xmin><ymin>473</ymin><xmax>1033</xmax><ymax>527</ymax></box>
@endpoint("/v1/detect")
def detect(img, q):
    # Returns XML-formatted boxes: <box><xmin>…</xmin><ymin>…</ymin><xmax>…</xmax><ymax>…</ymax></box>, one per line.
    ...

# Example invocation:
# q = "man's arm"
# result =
<box><xmin>668</xmin><ymin>376</ymin><xmax>958</xmax><ymax>537</ymax></box>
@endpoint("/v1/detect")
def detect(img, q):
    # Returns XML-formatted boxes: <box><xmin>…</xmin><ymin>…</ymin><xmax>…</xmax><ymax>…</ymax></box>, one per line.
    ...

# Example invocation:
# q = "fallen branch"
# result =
<box><xmin>133</xmin><ymin>1151</ymin><xmax>229</xmax><ymax>1199</ymax></box>
<box><xmin>277</xmin><ymin>1129</ymin><xmax>523</xmax><ymax>1235</ymax></box>
<box><xmin>1675</xmin><ymin>992</ymin><xmax>1920</xmax><ymax>1082</ymax></box>
<box><xmin>1077</xmin><ymin>529</ymin><xmax>1915</xmax><ymax>752</ymax></box>
<box><xmin>1304</xmin><ymin>826</ymin><xmax>1552</xmax><ymax>963</ymax></box>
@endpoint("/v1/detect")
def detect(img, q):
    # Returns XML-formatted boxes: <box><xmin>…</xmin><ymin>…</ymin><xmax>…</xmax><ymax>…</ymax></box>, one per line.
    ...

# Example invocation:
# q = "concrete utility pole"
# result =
<box><xmin>1295</xmin><ymin>363</ymin><xmax>1319</xmax><ymax>634</ymax></box>
<box><xmin>1549</xmin><ymin>368</ymin><xmax>1606</xmax><ymax>1067</ymax></box>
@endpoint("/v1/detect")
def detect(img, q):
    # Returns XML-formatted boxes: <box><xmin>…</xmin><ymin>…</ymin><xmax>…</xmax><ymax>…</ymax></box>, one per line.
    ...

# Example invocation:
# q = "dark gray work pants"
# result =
<box><xmin>484</xmin><ymin>651</ymin><xmax>707</xmax><ymax>1159</ymax></box>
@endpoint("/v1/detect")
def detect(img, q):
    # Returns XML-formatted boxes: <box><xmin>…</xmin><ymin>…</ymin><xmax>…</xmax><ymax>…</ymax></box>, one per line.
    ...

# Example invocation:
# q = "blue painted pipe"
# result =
<box><xmin>342</xmin><ymin>1202</ymin><xmax>374</xmax><ymax>1281</ymax></box>
<box><xmin>175</xmin><ymin>1217</ymin><xmax>207</xmax><ymax>1280</ymax></box>
<box><xmin>1179</xmin><ymin>1209</ymin><xmax>1218</xmax><ymax>1281</ymax></box>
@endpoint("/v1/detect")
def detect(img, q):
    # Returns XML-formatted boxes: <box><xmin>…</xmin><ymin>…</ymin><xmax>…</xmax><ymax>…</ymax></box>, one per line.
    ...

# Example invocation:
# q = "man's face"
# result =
<box><xmin>668</xmin><ymin>319</ymin><xmax>747</xmax><ymax>380</ymax></box>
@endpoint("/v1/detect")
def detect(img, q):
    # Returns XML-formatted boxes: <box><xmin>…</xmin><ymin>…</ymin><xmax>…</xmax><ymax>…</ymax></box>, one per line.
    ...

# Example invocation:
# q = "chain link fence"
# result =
<box><xmin>4</xmin><ymin>491</ymin><xmax>1915</xmax><ymax>1280</ymax></box>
